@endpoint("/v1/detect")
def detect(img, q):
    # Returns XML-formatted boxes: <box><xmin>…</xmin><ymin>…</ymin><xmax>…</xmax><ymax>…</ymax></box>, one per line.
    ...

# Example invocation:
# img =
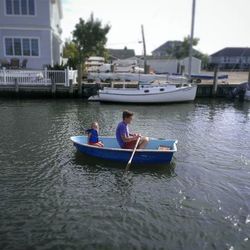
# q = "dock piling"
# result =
<box><xmin>77</xmin><ymin>65</ymin><xmax>82</xmax><ymax>97</ymax></box>
<box><xmin>51</xmin><ymin>79</ymin><xmax>56</xmax><ymax>96</ymax></box>
<box><xmin>212</xmin><ymin>65</ymin><xmax>219</xmax><ymax>97</ymax></box>
<box><xmin>3</xmin><ymin>67</ymin><xmax>6</xmax><ymax>84</ymax></box>
<box><xmin>14</xmin><ymin>78</ymin><xmax>19</xmax><ymax>93</ymax></box>
<box><xmin>69</xmin><ymin>79</ymin><xmax>73</xmax><ymax>96</ymax></box>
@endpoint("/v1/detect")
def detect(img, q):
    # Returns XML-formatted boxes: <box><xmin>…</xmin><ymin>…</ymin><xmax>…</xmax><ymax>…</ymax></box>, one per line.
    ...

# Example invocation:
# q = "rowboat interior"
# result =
<box><xmin>71</xmin><ymin>136</ymin><xmax>177</xmax><ymax>152</ymax></box>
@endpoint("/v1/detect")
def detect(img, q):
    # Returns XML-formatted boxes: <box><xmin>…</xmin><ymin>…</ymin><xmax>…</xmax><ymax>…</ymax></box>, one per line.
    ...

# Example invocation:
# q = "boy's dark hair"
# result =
<box><xmin>123</xmin><ymin>110</ymin><xmax>133</xmax><ymax>120</ymax></box>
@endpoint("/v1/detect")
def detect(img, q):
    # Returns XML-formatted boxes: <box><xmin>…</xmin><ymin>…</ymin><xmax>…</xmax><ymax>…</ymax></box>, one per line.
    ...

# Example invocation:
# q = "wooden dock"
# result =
<box><xmin>0</xmin><ymin>68</ymin><xmax>248</xmax><ymax>100</ymax></box>
<box><xmin>196</xmin><ymin>83</ymin><xmax>244</xmax><ymax>98</ymax></box>
<box><xmin>0</xmin><ymin>83</ymin><xmax>78</xmax><ymax>98</ymax></box>
<box><xmin>0</xmin><ymin>81</ymin><xmax>247</xmax><ymax>99</ymax></box>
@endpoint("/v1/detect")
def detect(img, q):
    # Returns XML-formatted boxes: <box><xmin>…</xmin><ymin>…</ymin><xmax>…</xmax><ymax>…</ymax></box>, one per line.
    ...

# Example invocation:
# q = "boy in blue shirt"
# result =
<box><xmin>86</xmin><ymin>122</ymin><xmax>104</xmax><ymax>147</ymax></box>
<box><xmin>116</xmin><ymin>110</ymin><xmax>149</xmax><ymax>149</ymax></box>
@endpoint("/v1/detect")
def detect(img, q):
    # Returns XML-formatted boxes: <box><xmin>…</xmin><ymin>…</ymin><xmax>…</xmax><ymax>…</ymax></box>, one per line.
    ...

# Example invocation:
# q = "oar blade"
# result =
<box><xmin>125</xmin><ymin>162</ymin><xmax>131</xmax><ymax>171</ymax></box>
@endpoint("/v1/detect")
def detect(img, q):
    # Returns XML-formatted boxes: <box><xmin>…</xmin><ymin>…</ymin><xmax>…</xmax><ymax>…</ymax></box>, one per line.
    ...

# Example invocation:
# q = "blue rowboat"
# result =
<box><xmin>70</xmin><ymin>136</ymin><xmax>178</xmax><ymax>165</ymax></box>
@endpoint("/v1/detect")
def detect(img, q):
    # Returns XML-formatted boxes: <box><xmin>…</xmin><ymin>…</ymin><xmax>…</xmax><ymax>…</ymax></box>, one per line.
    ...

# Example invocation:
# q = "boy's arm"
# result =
<box><xmin>129</xmin><ymin>133</ymin><xmax>140</xmax><ymax>136</ymax></box>
<box><xmin>121</xmin><ymin>133</ymin><xmax>139</xmax><ymax>143</ymax></box>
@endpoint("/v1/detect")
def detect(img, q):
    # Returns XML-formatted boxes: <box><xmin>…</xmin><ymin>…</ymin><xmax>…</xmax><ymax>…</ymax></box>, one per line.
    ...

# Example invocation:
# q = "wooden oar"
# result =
<box><xmin>125</xmin><ymin>137</ymin><xmax>141</xmax><ymax>171</ymax></box>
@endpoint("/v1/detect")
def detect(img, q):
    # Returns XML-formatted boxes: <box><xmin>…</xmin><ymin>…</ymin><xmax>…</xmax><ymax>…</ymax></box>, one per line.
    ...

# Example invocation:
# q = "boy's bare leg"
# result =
<box><xmin>138</xmin><ymin>136</ymin><xmax>149</xmax><ymax>149</ymax></box>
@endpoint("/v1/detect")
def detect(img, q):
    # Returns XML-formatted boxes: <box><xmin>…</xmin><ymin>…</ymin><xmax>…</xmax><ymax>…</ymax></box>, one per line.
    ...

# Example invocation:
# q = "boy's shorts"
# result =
<box><xmin>122</xmin><ymin>140</ymin><xmax>137</xmax><ymax>149</ymax></box>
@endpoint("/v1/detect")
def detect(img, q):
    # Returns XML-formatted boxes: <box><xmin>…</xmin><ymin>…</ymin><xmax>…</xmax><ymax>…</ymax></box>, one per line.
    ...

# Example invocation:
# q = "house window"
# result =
<box><xmin>31</xmin><ymin>39</ymin><xmax>38</xmax><ymax>56</ymax></box>
<box><xmin>5</xmin><ymin>38</ymin><xmax>13</xmax><ymax>56</ymax></box>
<box><xmin>5</xmin><ymin>0</ymin><xmax>35</xmax><ymax>15</ymax></box>
<box><xmin>21</xmin><ymin>0</ymin><xmax>27</xmax><ymax>15</ymax></box>
<box><xmin>22</xmin><ymin>38</ymin><xmax>30</xmax><ymax>56</ymax></box>
<box><xmin>5</xmin><ymin>37</ymin><xmax>39</xmax><ymax>57</ymax></box>
<box><xmin>14</xmin><ymin>38</ymin><xmax>22</xmax><ymax>55</ymax></box>
<box><xmin>28</xmin><ymin>0</ymin><xmax>35</xmax><ymax>15</ymax></box>
<box><xmin>13</xmin><ymin>0</ymin><xmax>20</xmax><ymax>14</ymax></box>
<box><xmin>6</xmin><ymin>0</ymin><xmax>12</xmax><ymax>14</ymax></box>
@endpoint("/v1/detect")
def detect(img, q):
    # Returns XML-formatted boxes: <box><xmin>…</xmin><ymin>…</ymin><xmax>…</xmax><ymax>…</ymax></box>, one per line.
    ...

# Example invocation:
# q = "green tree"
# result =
<box><xmin>63</xmin><ymin>39</ymin><xmax>78</xmax><ymax>69</ymax></box>
<box><xmin>73</xmin><ymin>13</ymin><xmax>110</xmax><ymax>85</ymax></box>
<box><xmin>197</xmin><ymin>53</ymin><xmax>209</xmax><ymax>69</ymax></box>
<box><xmin>171</xmin><ymin>37</ymin><xmax>208</xmax><ymax>69</ymax></box>
<box><xmin>175</xmin><ymin>36</ymin><xmax>200</xmax><ymax>59</ymax></box>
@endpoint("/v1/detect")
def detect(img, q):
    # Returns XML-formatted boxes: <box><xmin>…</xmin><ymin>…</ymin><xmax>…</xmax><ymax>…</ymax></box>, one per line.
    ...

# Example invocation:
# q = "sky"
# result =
<box><xmin>61</xmin><ymin>0</ymin><xmax>250</xmax><ymax>55</ymax></box>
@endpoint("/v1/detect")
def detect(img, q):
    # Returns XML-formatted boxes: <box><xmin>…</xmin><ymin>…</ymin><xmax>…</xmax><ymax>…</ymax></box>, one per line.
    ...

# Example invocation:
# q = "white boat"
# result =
<box><xmin>85</xmin><ymin>56</ymin><xmax>111</xmax><ymax>73</ymax></box>
<box><xmin>87</xmin><ymin>72</ymin><xmax>186</xmax><ymax>83</ymax></box>
<box><xmin>88</xmin><ymin>82</ymin><xmax>197</xmax><ymax>103</ymax></box>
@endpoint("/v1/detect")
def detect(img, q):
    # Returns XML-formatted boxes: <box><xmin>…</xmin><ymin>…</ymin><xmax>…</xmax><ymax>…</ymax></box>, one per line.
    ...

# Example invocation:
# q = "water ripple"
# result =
<box><xmin>0</xmin><ymin>99</ymin><xmax>250</xmax><ymax>249</ymax></box>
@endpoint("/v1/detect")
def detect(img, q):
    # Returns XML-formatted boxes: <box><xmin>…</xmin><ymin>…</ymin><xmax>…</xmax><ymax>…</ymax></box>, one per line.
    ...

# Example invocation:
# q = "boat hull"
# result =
<box><xmin>90</xmin><ymin>85</ymin><xmax>197</xmax><ymax>103</ymax></box>
<box><xmin>71</xmin><ymin>136</ymin><xmax>177</xmax><ymax>165</ymax></box>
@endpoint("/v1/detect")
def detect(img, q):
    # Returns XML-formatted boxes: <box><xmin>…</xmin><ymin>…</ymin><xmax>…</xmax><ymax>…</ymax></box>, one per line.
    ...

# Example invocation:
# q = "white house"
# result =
<box><xmin>0</xmin><ymin>0</ymin><xmax>63</xmax><ymax>69</ymax></box>
<box><xmin>111</xmin><ymin>56</ymin><xmax>201</xmax><ymax>74</ymax></box>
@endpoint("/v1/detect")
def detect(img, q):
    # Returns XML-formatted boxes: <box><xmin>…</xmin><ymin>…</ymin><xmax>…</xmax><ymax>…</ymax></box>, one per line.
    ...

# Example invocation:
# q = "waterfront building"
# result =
<box><xmin>210</xmin><ymin>47</ymin><xmax>250</xmax><ymax>70</ymax></box>
<box><xmin>0</xmin><ymin>0</ymin><xmax>63</xmax><ymax>69</ymax></box>
<box><xmin>152</xmin><ymin>40</ymin><xmax>200</xmax><ymax>58</ymax></box>
<box><xmin>146</xmin><ymin>56</ymin><xmax>201</xmax><ymax>74</ymax></box>
<box><xmin>152</xmin><ymin>41</ymin><xmax>183</xmax><ymax>58</ymax></box>
<box><xmin>150</xmin><ymin>40</ymin><xmax>201</xmax><ymax>74</ymax></box>
<box><xmin>108</xmin><ymin>47</ymin><xmax>135</xmax><ymax>60</ymax></box>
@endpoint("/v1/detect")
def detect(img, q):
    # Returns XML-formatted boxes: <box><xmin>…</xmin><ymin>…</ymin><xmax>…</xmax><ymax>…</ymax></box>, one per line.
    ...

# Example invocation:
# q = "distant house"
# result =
<box><xmin>152</xmin><ymin>40</ymin><xmax>200</xmax><ymax>59</ymax></box>
<box><xmin>0</xmin><ymin>0</ymin><xmax>63</xmax><ymax>69</ymax></box>
<box><xmin>210</xmin><ymin>47</ymin><xmax>250</xmax><ymax>70</ymax></box>
<box><xmin>108</xmin><ymin>47</ymin><xmax>135</xmax><ymax>60</ymax></box>
<box><xmin>152</xmin><ymin>41</ymin><xmax>183</xmax><ymax>57</ymax></box>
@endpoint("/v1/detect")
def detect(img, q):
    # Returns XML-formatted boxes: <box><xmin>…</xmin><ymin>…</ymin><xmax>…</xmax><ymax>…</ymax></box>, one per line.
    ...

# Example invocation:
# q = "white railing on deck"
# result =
<box><xmin>0</xmin><ymin>67</ymin><xmax>77</xmax><ymax>87</ymax></box>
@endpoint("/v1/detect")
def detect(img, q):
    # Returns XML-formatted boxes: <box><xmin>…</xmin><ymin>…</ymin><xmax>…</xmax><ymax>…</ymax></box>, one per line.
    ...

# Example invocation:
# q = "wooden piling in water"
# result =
<box><xmin>77</xmin><ymin>66</ymin><xmax>82</xmax><ymax>97</ymax></box>
<box><xmin>69</xmin><ymin>79</ymin><xmax>73</xmax><ymax>97</ymax></box>
<box><xmin>14</xmin><ymin>78</ymin><xmax>19</xmax><ymax>93</ymax></box>
<box><xmin>212</xmin><ymin>65</ymin><xmax>219</xmax><ymax>97</ymax></box>
<box><xmin>51</xmin><ymin>80</ymin><xmax>56</xmax><ymax>96</ymax></box>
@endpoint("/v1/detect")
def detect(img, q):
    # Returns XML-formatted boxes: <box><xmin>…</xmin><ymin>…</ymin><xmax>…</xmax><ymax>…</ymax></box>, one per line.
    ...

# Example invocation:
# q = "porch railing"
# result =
<box><xmin>0</xmin><ymin>67</ymin><xmax>77</xmax><ymax>87</ymax></box>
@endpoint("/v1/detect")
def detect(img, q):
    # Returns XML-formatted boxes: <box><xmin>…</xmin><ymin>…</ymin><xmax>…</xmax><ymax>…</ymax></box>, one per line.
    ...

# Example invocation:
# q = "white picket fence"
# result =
<box><xmin>0</xmin><ymin>67</ymin><xmax>77</xmax><ymax>87</ymax></box>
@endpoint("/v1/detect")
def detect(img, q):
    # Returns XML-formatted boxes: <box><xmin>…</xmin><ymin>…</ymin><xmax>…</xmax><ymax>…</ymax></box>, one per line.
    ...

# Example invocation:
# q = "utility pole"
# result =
<box><xmin>188</xmin><ymin>0</ymin><xmax>196</xmax><ymax>82</ymax></box>
<box><xmin>141</xmin><ymin>25</ymin><xmax>147</xmax><ymax>74</ymax></box>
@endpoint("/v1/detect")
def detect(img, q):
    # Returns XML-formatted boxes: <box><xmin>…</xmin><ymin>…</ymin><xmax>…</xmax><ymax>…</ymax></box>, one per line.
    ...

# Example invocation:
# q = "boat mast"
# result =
<box><xmin>141</xmin><ymin>25</ymin><xmax>147</xmax><ymax>74</ymax></box>
<box><xmin>188</xmin><ymin>0</ymin><xmax>196</xmax><ymax>81</ymax></box>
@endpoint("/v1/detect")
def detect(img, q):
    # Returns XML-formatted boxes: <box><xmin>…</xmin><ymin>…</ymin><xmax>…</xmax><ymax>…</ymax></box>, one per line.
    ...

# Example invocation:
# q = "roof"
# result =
<box><xmin>152</xmin><ymin>41</ymin><xmax>182</xmax><ymax>53</ymax></box>
<box><xmin>151</xmin><ymin>40</ymin><xmax>200</xmax><ymax>58</ymax></box>
<box><xmin>211</xmin><ymin>47</ymin><xmax>250</xmax><ymax>57</ymax></box>
<box><xmin>108</xmin><ymin>48</ymin><xmax>135</xmax><ymax>60</ymax></box>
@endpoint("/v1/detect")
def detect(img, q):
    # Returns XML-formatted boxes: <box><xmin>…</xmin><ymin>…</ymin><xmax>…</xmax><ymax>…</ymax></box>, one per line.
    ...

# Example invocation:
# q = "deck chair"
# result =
<box><xmin>21</xmin><ymin>59</ymin><xmax>28</xmax><ymax>69</ymax></box>
<box><xmin>10</xmin><ymin>58</ymin><xmax>20</xmax><ymax>69</ymax></box>
<box><xmin>0</xmin><ymin>59</ymin><xmax>10</xmax><ymax>69</ymax></box>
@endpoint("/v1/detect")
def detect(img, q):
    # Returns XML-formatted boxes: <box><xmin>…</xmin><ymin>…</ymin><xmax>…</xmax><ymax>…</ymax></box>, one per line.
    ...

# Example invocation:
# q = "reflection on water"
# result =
<box><xmin>0</xmin><ymin>98</ymin><xmax>250</xmax><ymax>249</ymax></box>
<box><xmin>72</xmin><ymin>151</ymin><xmax>177</xmax><ymax>177</ymax></box>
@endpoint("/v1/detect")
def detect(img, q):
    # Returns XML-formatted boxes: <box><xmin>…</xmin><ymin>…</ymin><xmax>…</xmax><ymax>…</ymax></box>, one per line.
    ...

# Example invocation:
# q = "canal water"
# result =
<box><xmin>0</xmin><ymin>98</ymin><xmax>249</xmax><ymax>250</ymax></box>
